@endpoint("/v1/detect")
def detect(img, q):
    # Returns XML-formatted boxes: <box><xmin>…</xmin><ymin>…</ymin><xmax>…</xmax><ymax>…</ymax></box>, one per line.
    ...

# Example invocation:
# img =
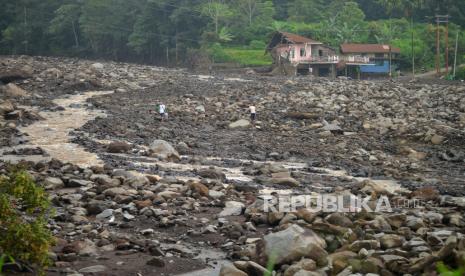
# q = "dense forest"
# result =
<box><xmin>0</xmin><ymin>0</ymin><xmax>464</xmax><ymax>72</ymax></box>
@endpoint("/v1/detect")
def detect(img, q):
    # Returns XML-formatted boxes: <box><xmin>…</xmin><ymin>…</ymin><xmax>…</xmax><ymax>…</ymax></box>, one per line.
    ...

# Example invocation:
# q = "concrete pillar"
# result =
<box><xmin>331</xmin><ymin>64</ymin><xmax>336</xmax><ymax>79</ymax></box>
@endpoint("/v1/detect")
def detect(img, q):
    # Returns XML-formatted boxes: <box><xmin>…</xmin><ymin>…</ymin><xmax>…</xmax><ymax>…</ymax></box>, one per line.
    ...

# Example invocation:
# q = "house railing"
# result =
<box><xmin>308</xmin><ymin>56</ymin><xmax>340</xmax><ymax>63</ymax></box>
<box><xmin>302</xmin><ymin>55</ymin><xmax>372</xmax><ymax>64</ymax></box>
<box><xmin>342</xmin><ymin>56</ymin><xmax>371</xmax><ymax>64</ymax></box>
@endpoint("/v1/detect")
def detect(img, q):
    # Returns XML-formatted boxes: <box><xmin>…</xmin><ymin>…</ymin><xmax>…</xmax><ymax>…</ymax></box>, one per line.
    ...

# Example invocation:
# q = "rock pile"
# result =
<box><xmin>1</xmin><ymin>56</ymin><xmax>465</xmax><ymax>275</ymax></box>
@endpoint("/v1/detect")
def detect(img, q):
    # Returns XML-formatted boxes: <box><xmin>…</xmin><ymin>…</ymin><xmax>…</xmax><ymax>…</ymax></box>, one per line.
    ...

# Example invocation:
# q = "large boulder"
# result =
<box><xmin>107</xmin><ymin>141</ymin><xmax>132</xmax><ymax>153</ymax></box>
<box><xmin>229</xmin><ymin>119</ymin><xmax>251</xmax><ymax>129</ymax></box>
<box><xmin>1</xmin><ymin>83</ymin><xmax>29</xmax><ymax>98</ymax></box>
<box><xmin>219</xmin><ymin>264</ymin><xmax>247</xmax><ymax>276</ymax></box>
<box><xmin>219</xmin><ymin>201</ymin><xmax>245</xmax><ymax>217</ymax></box>
<box><xmin>0</xmin><ymin>100</ymin><xmax>15</xmax><ymax>115</ymax></box>
<box><xmin>91</xmin><ymin>63</ymin><xmax>104</xmax><ymax>70</ymax></box>
<box><xmin>149</xmin><ymin>140</ymin><xmax>180</xmax><ymax>161</ymax></box>
<box><xmin>271</xmin><ymin>177</ymin><xmax>300</xmax><ymax>187</ymax></box>
<box><xmin>112</xmin><ymin>170</ymin><xmax>149</xmax><ymax>188</ymax></box>
<box><xmin>261</xmin><ymin>224</ymin><xmax>327</xmax><ymax>265</ymax></box>
<box><xmin>0</xmin><ymin>69</ymin><xmax>31</xmax><ymax>84</ymax></box>
<box><xmin>198</xmin><ymin>168</ymin><xmax>226</xmax><ymax>180</ymax></box>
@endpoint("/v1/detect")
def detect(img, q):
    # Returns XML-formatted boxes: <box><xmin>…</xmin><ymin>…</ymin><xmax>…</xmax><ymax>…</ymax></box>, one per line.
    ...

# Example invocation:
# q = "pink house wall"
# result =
<box><xmin>276</xmin><ymin>44</ymin><xmax>313</xmax><ymax>63</ymax></box>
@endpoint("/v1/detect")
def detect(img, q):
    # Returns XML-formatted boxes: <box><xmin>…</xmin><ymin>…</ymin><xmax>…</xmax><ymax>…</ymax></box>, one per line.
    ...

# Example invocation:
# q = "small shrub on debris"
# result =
<box><xmin>0</xmin><ymin>166</ymin><xmax>55</xmax><ymax>275</ymax></box>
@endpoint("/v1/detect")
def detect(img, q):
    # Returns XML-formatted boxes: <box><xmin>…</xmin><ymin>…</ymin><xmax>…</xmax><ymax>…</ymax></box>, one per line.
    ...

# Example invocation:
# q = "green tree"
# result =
<box><xmin>48</xmin><ymin>3</ymin><xmax>82</xmax><ymax>49</ymax></box>
<box><xmin>287</xmin><ymin>0</ymin><xmax>326</xmax><ymax>23</ymax></box>
<box><xmin>236</xmin><ymin>0</ymin><xmax>275</xmax><ymax>27</ymax></box>
<box><xmin>79</xmin><ymin>0</ymin><xmax>137</xmax><ymax>60</ymax></box>
<box><xmin>201</xmin><ymin>0</ymin><xmax>233</xmax><ymax>34</ymax></box>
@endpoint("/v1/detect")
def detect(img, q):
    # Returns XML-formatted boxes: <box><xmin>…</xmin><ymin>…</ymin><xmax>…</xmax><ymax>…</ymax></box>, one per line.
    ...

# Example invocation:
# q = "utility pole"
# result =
<box><xmin>445</xmin><ymin>19</ymin><xmax>449</xmax><ymax>74</ymax></box>
<box><xmin>24</xmin><ymin>6</ymin><xmax>28</xmax><ymax>54</ymax></box>
<box><xmin>389</xmin><ymin>45</ymin><xmax>392</xmax><ymax>79</ymax></box>
<box><xmin>411</xmin><ymin>16</ymin><xmax>415</xmax><ymax>79</ymax></box>
<box><xmin>388</xmin><ymin>16</ymin><xmax>392</xmax><ymax>79</ymax></box>
<box><xmin>435</xmin><ymin>15</ymin><xmax>450</xmax><ymax>76</ymax></box>
<box><xmin>436</xmin><ymin>16</ymin><xmax>440</xmax><ymax>74</ymax></box>
<box><xmin>453</xmin><ymin>30</ymin><xmax>459</xmax><ymax>78</ymax></box>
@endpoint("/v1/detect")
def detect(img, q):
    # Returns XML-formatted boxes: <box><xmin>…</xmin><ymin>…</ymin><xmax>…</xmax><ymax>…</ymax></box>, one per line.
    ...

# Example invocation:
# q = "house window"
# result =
<box><xmin>318</xmin><ymin>50</ymin><xmax>323</xmax><ymax>56</ymax></box>
<box><xmin>300</xmin><ymin>48</ymin><xmax>306</xmax><ymax>57</ymax></box>
<box><xmin>290</xmin><ymin>48</ymin><xmax>295</xmax><ymax>59</ymax></box>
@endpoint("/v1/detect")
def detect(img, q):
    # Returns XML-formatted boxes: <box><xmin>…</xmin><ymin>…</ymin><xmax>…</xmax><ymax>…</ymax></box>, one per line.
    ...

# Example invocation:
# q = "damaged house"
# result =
<box><xmin>266</xmin><ymin>31</ymin><xmax>339</xmax><ymax>77</ymax></box>
<box><xmin>266</xmin><ymin>32</ymin><xmax>385</xmax><ymax>78</ymax></box>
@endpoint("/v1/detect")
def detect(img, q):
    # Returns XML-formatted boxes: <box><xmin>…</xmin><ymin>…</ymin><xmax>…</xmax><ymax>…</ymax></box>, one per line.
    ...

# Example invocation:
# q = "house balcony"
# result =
<box><xmin>299</xmin><ymin>56</ymin><xmax>340</xmax><ymax>64</ymax></box>
<box><xmin>342</xmin><ymin>56</ymin><xmax>372</xmax><ymax>64</ymax></box>
<box><xmin>295</xmin><ymin>55</ymin><xmax>372</xmax><ymax>65</ymax></box>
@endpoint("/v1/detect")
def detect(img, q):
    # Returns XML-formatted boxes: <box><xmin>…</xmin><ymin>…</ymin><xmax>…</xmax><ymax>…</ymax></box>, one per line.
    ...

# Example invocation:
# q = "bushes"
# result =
<box><xmin>249</xmin><ymin>40</ymin><xmax>266</xmax><ymax>50</ymax></box>
<box><xmin>0</xmin><ymin>166</ymin><xmax>54</xmax><ymax>275</ymax></box>
<box><xmin>207</xmin><ymin>43</ymin><xmax>233</xmax><ymax>63</ymax></box>
<box><xmin>455</xmin><ymin>67</ymin><xmax>465</xmax><ymax>80</ymax></box>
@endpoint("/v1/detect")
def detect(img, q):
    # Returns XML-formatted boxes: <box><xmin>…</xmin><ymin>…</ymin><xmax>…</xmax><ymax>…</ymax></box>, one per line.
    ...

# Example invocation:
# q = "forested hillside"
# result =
<box><xmin>0</xmin><ymin>0</ymin><xmax>464</xmax><ymax>71</ymax></box>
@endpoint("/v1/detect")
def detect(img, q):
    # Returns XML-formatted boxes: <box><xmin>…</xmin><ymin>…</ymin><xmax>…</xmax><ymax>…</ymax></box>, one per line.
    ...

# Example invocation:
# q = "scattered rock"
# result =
<box><xmin>229</xmin><ymin>119</ymin><xmax>251</xmax><ymax>129</ymax></box>
<box><xmin>219</xmin><ymin>201</ymin><xmax>245</xmax><ymax>217</ymax></box>
<box><xmin>149</xmin><ymin>140</ymin><xmax>180</xmax><ymax>161</ymax></box>
<box><xmin>1</xmin><ymin>83</ymin><xmax>29</xmax><ymax>97</ymax></box>
<box><xmin>107</xmin><ymin>141</ymin><xmax>131</xmax><ymax>153</ymax></box>
<box><xmin>146</xmin><ymin>257</ymin><xmax>165</xmax><ymax>267</ymax></box>
<box><xmin>261</xmin><ymin>224</ymin><xmax>327</xmax><ymax>265</ymax></box>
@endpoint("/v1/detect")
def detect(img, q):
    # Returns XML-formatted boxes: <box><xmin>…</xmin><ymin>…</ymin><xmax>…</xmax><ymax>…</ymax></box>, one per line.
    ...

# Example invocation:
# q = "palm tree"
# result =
<box><xmin>266</xmin><ymin>21</ymin><xmax>288</xmax><ymax>32</ymax></box>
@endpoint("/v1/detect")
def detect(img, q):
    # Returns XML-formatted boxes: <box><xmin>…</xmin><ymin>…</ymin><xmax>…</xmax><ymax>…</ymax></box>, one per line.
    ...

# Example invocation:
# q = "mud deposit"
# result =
<box><xmin>1</xmin><ymin>56</ymin><xmax>465</xmax><ymax>276</ymax></box>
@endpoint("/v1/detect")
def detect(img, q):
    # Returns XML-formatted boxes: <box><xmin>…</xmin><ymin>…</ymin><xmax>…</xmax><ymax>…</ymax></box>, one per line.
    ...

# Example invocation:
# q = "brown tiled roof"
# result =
<box><xmin>280</xmin><ymin>32</ymin><xmax>322</xmax><ymax>44</ymax></box>
<box><xmin>340</xmin><ymin>44</ymin><xmax>401</xmax><ymax>54</ymax></box>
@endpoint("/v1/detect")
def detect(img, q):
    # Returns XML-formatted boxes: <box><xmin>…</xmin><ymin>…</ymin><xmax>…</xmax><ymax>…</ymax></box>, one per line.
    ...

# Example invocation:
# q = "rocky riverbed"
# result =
<box><xmin>1</xmin><ymin>55</ymin><xmax>465</xmax><ymax>276</ymax></box>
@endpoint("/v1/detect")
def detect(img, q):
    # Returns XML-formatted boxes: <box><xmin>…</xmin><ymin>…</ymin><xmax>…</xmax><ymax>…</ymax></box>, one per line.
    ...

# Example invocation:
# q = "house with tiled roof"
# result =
<box><xmin>266</xmin><ymin>31</ymin><xmax>372</xmax><ymax>77</ymax></box>
<box><xmin>340</xmin><ymin>43</ymin><xmax>401</xmax><ymax>78</ymax></box>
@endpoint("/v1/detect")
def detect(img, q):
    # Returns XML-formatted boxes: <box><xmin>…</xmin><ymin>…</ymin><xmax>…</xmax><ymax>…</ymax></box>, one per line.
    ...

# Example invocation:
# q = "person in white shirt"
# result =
<box><xmin>249</xmin><ymin>105</ymin><xmax>256</xmax><ymax>122</ymax></box>
<box><xmin>159</xmin><ymin>104</ymin><xmax>166</xmax><ymax>121</ymax></box>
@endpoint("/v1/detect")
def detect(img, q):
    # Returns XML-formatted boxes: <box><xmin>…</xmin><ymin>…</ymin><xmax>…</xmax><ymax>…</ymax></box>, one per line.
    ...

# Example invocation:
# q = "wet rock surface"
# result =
<box><xmin>1</xmin><ymin>56</ymin><xmax>465</xmax><ymax>276</ymax></box>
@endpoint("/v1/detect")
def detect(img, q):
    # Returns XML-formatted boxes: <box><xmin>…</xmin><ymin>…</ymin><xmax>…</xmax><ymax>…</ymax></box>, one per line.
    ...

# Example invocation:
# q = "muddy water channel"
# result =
<box><xmin>1</xmin><ymin>91</ymin><xmax>113</xmax><ymax>167</ymax></box>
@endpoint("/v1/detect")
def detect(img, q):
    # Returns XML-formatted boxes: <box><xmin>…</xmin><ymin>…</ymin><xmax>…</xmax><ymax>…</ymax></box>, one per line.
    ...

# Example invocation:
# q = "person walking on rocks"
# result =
<box><xmin>159</xmin><ymin>103</ymin><xmax>166</xmax><ymax>121</ymax></box>
<box><xmin>249</xmin><ymin>105</ymin><xmax>256</xmax><ymax>122</ymax></box>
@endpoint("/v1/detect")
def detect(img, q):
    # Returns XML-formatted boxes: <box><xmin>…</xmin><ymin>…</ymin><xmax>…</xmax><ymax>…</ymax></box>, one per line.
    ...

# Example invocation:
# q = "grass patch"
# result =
<box><xmin>223</xmin><ymin>47</ymin><xmax>272</xmax><ymax>67</ymax></box>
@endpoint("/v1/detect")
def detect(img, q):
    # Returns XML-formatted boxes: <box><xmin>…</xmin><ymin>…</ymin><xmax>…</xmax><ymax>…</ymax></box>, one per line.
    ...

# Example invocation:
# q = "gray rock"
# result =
<box><xmin>107</xmin><ymin>141</ymin><xmax>131</xmax><ymax>153</ymax></box>
<box><xmin>262</xmin><ymin>224</ymin><xmax>327</xmax><ymax>265</ymax></box>
<box><xmin>96</xmin><ymin>209</ymin><xmax>114</xmax><ymax>220</ymax></box>
<box><xmin>2</xmin><ymin>83</ymin><xmax>29</xmax><ymax>97</ymax></box>
<box><xmin>103</xmin><ymin>187</ymin><xmax>129</xmax><ymax>197</ymax></box>
<box><xmin>195</xmin><ymin>105</ymin><xmax>205</xmax><ymax>113</ymax></box>
<box><xmin>146</xmin><ymin>257</ymin><xmax>165</xmax><ymax>267</ymax></box>
<box><xmin>209</xmin><ymin>190</ymin><xmax>225</xmax><ymax>199</ymax></box>
<box><xmin>79</xmin><ymin>265</ymin><xmax>107</xmax><ymax>273</ymax></box>
<box><xmin>91</xmin><ymin>63</ymin><xmax>104</xmax><ymax>70</ymax></box>
<box><xmin>0</xmin><ymin>100</ymin><xmax>15</xmax><ymax>115</ymax></box>
<box><xmin>219</xmin><ymin>201</ymin><xmax>245</xmax><ymax>217</ymax></box>
<box><xmin>229</xmin><ymin>119</ymin><xmax>251</xmax><ymax>129</ymax></box>
<box><xmin>44</xmin><ymin>177</ymin><xmax>64</xmax><ymax>189</ymax></box>
<box><xmin>380</xmin><ymin>234</ymin><xmax>404</xmax><ymax>249</ymax></box>
<box><xmin>271</xmin><ymin>177</ymin><xmax>300</xmax><ymax>187</ymax></box>
<box><xmin>149</xmin><ymin>140</ymin><xmax>180</xmax><ymax>161</ymax></box>
<box><xmin>219</xmin><ymin>264</ymin><xmax>247</xmax><ymax>276</ymax></box>
<box><xmin>67</xmin><ymin>179</ymin><xmax>93</xmax><ymax>188</ymax></box>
